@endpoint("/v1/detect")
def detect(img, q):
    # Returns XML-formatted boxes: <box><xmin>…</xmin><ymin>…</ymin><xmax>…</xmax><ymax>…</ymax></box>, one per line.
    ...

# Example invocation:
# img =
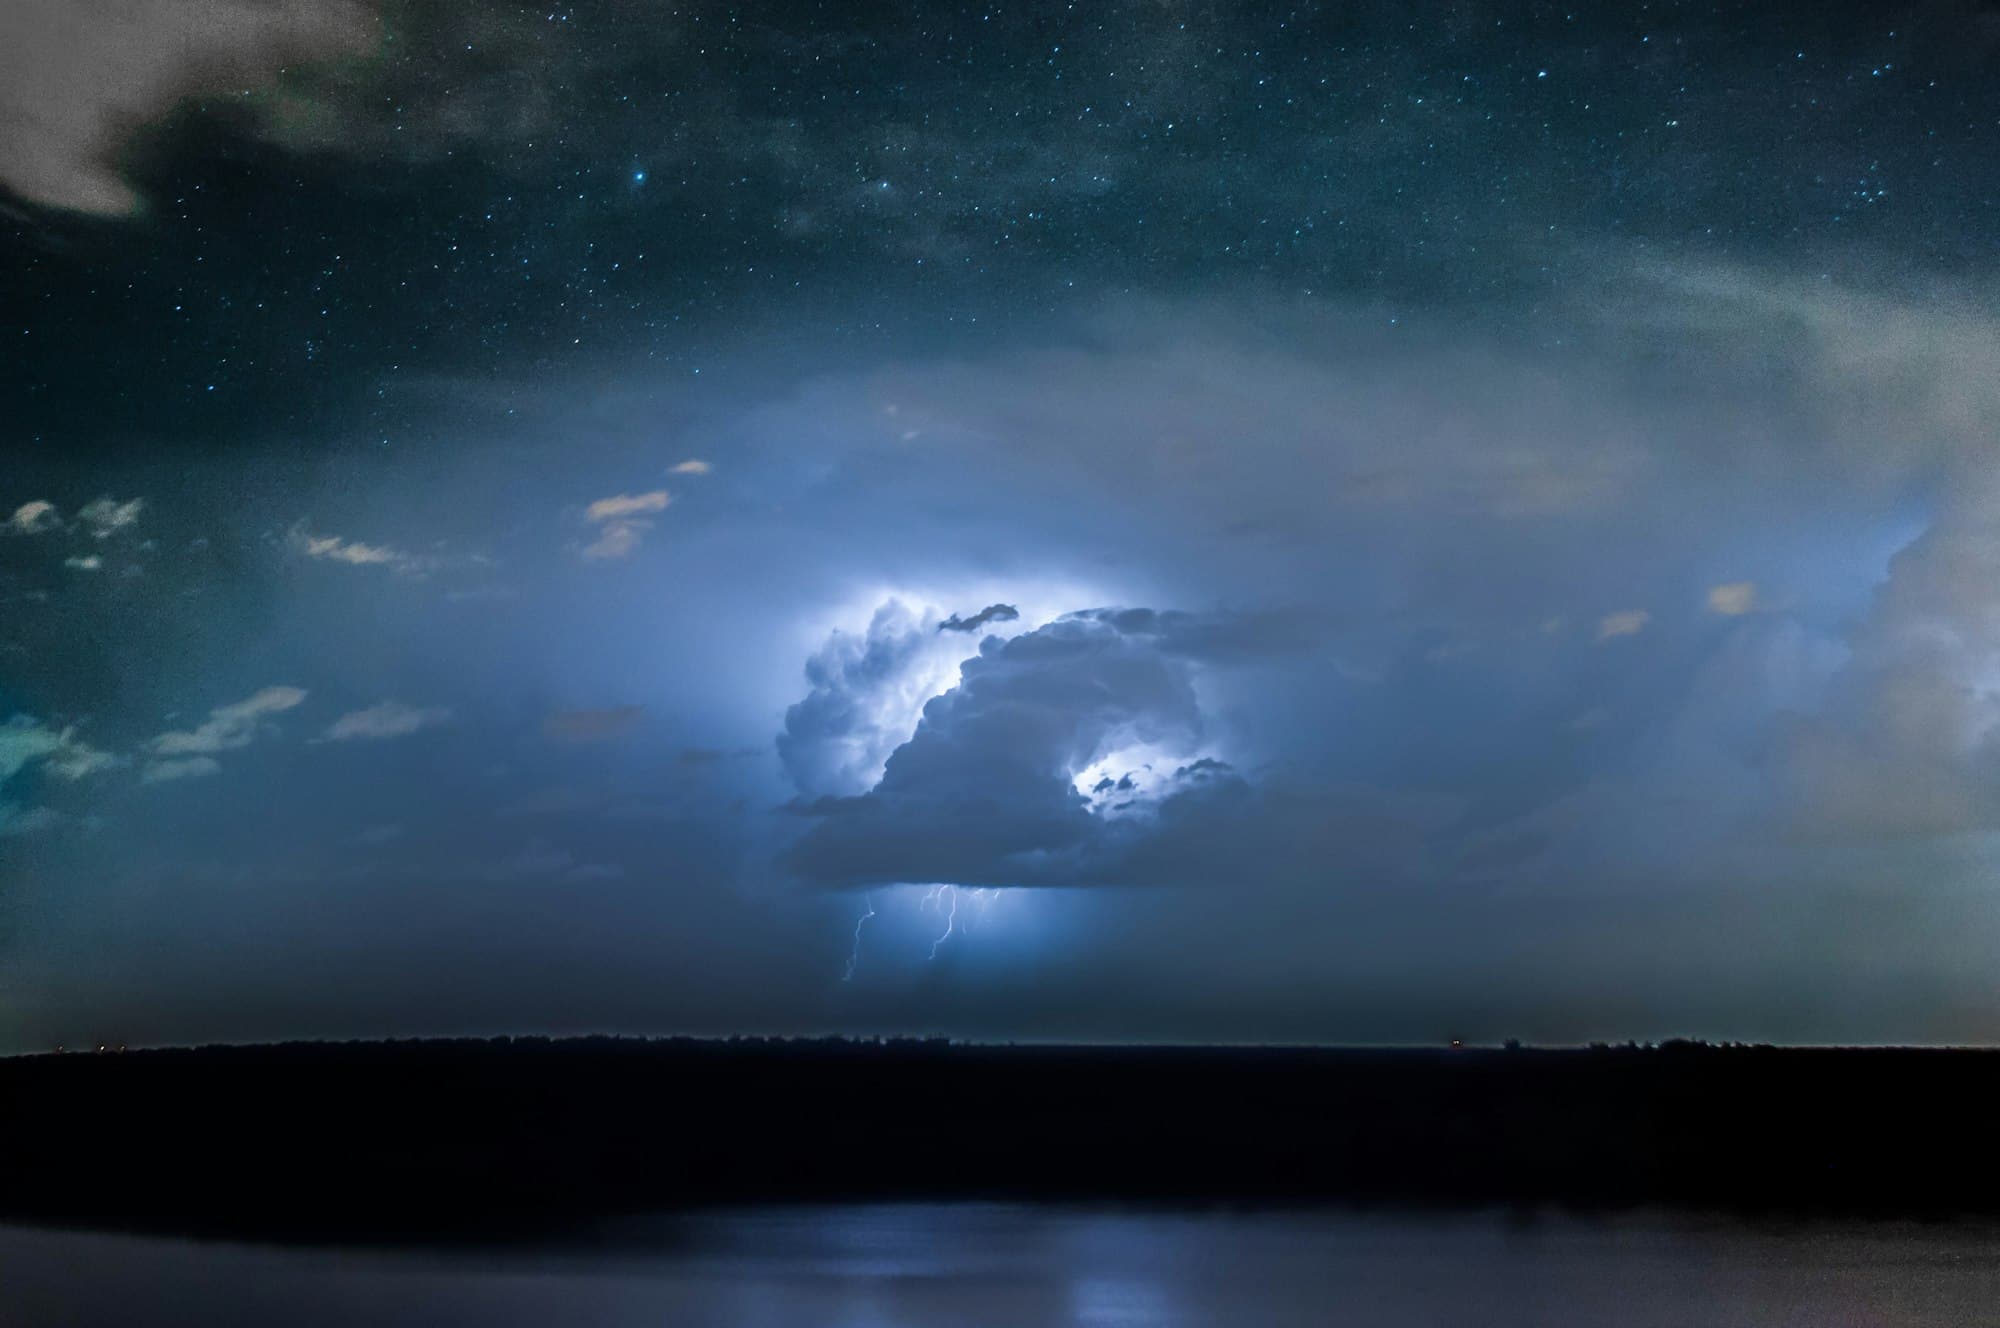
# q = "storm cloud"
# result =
<box><xmin>7</xmin><ymin>0</ymin><xmax>2000</xmax><ymax>1049</ymax></box>
<box><xmin>786</xmin><ymin>608</ymin><xmax>1330</xmax><ymax>889</ymax></box>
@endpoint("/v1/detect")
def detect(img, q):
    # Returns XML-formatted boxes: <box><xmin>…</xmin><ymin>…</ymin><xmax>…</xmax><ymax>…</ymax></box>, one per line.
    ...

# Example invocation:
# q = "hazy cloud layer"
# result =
<box><xmin>0</xmin><ymin>0</ymin><xmax>376</xmax><ymax>215</ymax></box>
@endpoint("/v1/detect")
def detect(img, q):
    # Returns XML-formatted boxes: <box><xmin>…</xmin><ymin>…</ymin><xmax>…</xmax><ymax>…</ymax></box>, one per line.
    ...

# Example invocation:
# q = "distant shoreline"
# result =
<box><xmin>6</xmin><ymin>1038</ymin><xmax>1997</xmax><ymax>1239</ymax></box>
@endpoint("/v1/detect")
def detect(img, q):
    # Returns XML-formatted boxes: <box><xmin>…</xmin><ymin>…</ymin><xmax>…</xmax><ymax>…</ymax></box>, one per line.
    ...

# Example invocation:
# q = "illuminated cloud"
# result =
<box><xmin>1707</xmin><ymin>582</ymin><xmax>1758</xmax><ymax>616</ymax></box>
<box><xmin>779</xmin><ymin>601</ymin><xmax>969</xmax><ymax>798</ymax></box>
<box><xmin>77</xmin><ymin>495</ymin><xmax>143</xmax><ymax>538</ymax></box>
<box><xmin>63</xmin><ymin>555</ymin><xmax>102</xmax><ymax>571</ymax></box>
<box><xmin>668</xmin><ymin>459</ymin><xmax>713</xmax><ymax>475</ymax></box>
<box><xmin>150</xmin><ymin>685</ymin><xmax>308</xmax><ymax>758</ymax></box>
<box><xmin>1774</xmin><ymin>503</ymin><xmax>2000</xmax><ymax>837</ymax></box>
<box><xmin>318</xmin><ymin>701</ymin><xmax>451</xmax><ymax>743</ymax></box>
<box><xmin>289</xmin><ymin>524</ymin><xmax>408</xmax><ymax>568</ymax></box>
<box><xmin>3</xmin><ymin>500</ymin><xmax>57</xmax><ymax>535</ymax></box>
<box><xmin>581</xmin><ymin>490</ymin><xmax>671</xmax><ymax>560</ymax></box>
<box><xmin>784</xmin><ymin>606</ymin><xmax>1324</xmax><ymax>889</ymax></box>
<box><xmin>585</xmin><ymin>491</ymin><xmax>671</xmax><ymax>522</ymax></box>
<box><xmin>1596</xmin><ymin>609</ymin><xmax>1650</xmax><ymax>642</ymax></box>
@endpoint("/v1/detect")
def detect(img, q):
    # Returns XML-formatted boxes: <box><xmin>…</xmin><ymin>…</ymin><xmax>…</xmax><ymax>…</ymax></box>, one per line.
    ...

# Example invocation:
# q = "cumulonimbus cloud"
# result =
<box><xmin>783</xmin><ymin>606</ymin><xmax>1328</xmax><ymax>889</ymax></box>
<box><xmin>778</xmin><ymin>601</ymin><xmax>967</xmax><ymax>798</ymax></box>
<box><xmin>1772</xmin><ymin>499</ymin><xmax>2000</xmax><ymax>838</ymax></box>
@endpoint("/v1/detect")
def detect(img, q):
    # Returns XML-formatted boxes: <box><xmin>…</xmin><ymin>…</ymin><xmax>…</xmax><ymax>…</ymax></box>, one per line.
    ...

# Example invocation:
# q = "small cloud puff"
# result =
<box><xmin>1596</xmin><ymin>609</ymin><xmax>1651</xmax><ymax>642</ymax></box>
<box><xmin>77</xmin><ymin>496</ymin><xmax>143</xmax><ymax>539</ymax></box>
<box><xmin>63</xmin><ymin>555</ymin><xmax>102</xmax><ymax>571</ymax></box>
<box><xmin>668</xmin><ymin>459</ymin><xmax>713</xmax><ymax>475</ymax></box>
<box><xmin>581</xmin><ymin>490</ymin><xmax>671</xmax><ymax>560</ymax></box>
<box><xmin>1706</xmin><ymin>581</ymin><xmax>1758</xmax><ymax>616</ymax></box>
<box><xmin>585</xmin><ymin>491</ymin><xmax>671</xmax><ymax>522</ymax></box>
<box><xmin>318</xmin><ymin>701</ymin><xmax>452</xmax><ymax>743</ymax></box>
<box><xmin>149</xmin><ymin>685</ymin><xmax>307</xmax><ymax>762</ymax></box>
<box><xmin>3</xmin><ymin>500</ymin><xmax>57</xmax><ymax>535</ymax></box>
<box><xmin>289</xmin><ymin>524</ymin><xmax>409</xmax><ymax>568</ymax></box>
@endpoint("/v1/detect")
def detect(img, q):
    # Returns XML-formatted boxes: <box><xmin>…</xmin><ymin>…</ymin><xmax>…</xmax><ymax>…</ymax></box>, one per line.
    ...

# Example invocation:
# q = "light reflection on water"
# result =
<box><xmin>4</xmin><ymin>1205</ymin><xmax>1999</xmax><ymax>1326</ymax></box>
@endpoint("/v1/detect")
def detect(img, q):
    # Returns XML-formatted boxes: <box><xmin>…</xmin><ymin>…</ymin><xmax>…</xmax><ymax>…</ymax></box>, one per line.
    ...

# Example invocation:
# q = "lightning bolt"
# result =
<box><xmin>841</xmin><ymin>891</ymin><xmax>877</xmax><ymax>983</ymax></box>
<box><xmin>928</xmin><ymin>884</ymin><xmax>959</xmax><ymax>959</ymax></box>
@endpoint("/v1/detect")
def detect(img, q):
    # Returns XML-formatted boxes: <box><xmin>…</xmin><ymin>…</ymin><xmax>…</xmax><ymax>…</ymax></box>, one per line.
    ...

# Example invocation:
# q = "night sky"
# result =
<box><xmin>4</xmin><ymin>1</ymin><xmax>2000</xmax><ymax>1052</ymax></box>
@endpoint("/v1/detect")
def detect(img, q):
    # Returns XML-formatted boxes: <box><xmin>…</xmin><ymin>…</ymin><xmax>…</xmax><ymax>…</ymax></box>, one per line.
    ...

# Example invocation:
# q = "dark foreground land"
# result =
<box><xmin>4</xmin><ymin>1038</ymin><xmax>1998</xmax><ymax>1237</ymax></box>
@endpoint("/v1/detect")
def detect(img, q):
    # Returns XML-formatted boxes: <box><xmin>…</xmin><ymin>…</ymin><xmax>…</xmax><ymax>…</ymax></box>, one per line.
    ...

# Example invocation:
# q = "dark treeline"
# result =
<box><xmin>3</xmin><ymin>1038</ymin><xmax>1998</xmax><ymax>1238</ymax></box>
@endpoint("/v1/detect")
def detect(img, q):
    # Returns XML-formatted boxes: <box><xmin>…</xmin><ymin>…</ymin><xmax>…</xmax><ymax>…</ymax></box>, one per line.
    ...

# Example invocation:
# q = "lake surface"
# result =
<box><xmin>5</xmin><ymin>1205</ymin><xmax>1998</xmax><ymax>1326</ymax></box>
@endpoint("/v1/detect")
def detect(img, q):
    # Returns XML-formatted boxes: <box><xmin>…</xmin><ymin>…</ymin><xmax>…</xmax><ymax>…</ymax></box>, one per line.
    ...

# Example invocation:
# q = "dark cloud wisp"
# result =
<box><xmin>938</xmin><ymin>604</ymin><xmax>1020</xmax><ymax>634</ymax></box>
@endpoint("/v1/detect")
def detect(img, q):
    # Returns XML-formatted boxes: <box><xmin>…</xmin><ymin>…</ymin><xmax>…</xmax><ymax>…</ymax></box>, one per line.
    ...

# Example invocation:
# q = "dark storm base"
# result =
<box><xmin>2</xmin><ymin>1038</ymin><xmax>1991</xmax><ymax>1238</ymax></box>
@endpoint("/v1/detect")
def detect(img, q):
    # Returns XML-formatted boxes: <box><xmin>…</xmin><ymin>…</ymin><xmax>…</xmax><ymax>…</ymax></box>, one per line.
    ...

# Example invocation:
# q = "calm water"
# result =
<box><xmin>5</xmin><ymin>1206</ymin><xmax>1998</xmax><ymax>1326</ymax></box>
